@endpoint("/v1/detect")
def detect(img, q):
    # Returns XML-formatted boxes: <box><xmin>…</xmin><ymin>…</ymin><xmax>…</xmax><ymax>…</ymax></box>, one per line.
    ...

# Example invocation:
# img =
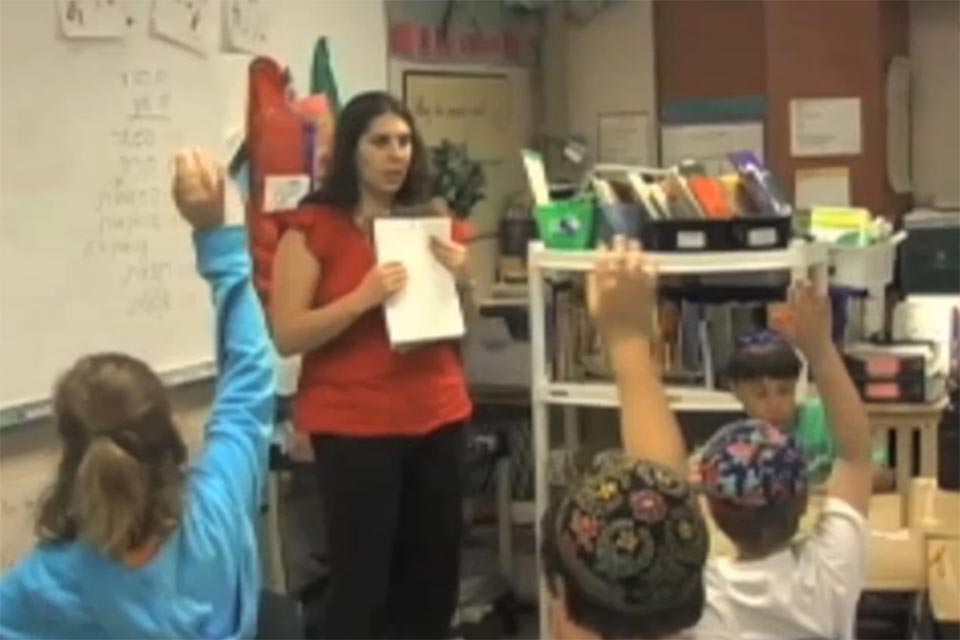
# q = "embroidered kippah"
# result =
<box><xmin>553</xmin><ymin>457</ymin><xmax>708</xmax><ymax>615</ymax></box>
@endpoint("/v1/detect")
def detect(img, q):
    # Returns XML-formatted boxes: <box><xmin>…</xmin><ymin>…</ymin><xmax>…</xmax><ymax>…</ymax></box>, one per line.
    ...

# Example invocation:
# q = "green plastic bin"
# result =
<box><xmin>534</xmin><ymin>198</ymin><xmax>596</xmax><ymax>250</ymax></box>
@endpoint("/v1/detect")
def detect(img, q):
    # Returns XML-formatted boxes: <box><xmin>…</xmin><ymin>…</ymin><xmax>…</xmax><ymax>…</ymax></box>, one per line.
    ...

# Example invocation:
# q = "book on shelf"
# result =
<box><xmin>687</xmin><ymin>175</ymin><xmax>735</xmax><ymax>220</ymax></box>
<box><xmin>663</xmin><ymin>171</ymin><xmax>705</xmax><ymax>219</ymax></box>
<box><xmin>727</xmin><ymin>150</ymin><xmax>793</xmax><ymax>217</ymax></box>
<box><xmin>546</xmin><ymin>279</ymin><xmax>771</xmax><ymax>391</ymax></box>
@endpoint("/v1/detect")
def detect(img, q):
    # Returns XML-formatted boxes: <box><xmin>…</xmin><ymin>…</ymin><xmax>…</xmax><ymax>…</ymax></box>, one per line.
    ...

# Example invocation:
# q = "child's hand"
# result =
<box><xmin>172</xmin><ymin>148</ymin><xmax>224</xmax><ymax>231</ymax></box>
<box><xmin>587</xmin><ymin>236</ymin><xmax>657</xmax><ymax>343</ymax></box>
<box><xmin>773</xmin><ymin>280</ymin><xmax>833</xmax><ymax>359</ymax></box>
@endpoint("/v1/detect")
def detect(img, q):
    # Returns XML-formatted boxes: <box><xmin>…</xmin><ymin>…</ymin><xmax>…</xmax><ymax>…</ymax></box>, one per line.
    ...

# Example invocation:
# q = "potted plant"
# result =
<box><xmin>431</xmin><ymin>139</ymin><xmax>486</xmax><ymax>219</ymax></box>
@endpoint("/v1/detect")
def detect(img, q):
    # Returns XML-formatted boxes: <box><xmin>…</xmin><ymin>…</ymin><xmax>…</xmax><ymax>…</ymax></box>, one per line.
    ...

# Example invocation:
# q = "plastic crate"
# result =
<box><xmin>830</xmin><ymin>233</ymin><xmax>906</xmax><ymax>291</ymax></box>
<box><xmin>534</xmin><ymin>198</ymin><xmax>596</xmax><ymax>250</ymax></box>
<box><xmin>638</xmin><ymin>215</ymin><xmax>792</xmax><ymax>252</ymax></box>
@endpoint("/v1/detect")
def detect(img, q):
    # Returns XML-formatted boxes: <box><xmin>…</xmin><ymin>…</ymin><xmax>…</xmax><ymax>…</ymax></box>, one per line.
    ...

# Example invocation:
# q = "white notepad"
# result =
<box><xmin>374</xmin><ymin>217</ymin><xmax>466</xmax><ymax>348</ymax></box>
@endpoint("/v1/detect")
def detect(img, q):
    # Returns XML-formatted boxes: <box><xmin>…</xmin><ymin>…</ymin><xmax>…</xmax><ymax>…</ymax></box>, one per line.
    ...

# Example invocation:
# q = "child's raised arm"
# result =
<box><xmin>588</xmin><ymin>237</ymin><xmax>687</xmax><ymax>475</ymax></box>
<box><xmin>173</xmin><ymin>149</ymin><xmax>275</xmax><ymax>520</ymax></box>
<box><xmin>774</xmin><ymin>282</ymin><xmax>872</xmax><ymax>516</ymax></box>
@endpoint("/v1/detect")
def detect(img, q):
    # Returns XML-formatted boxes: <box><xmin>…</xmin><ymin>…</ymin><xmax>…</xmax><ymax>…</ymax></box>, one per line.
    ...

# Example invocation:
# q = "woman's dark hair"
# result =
<box><xmin>727</xmin><ymin>337</ymin><xmax>802</xmax><ymax>382</ymax></box>
<box><xmin>302</xmin><ymin>91</ymin><xmax>430</xmax><ymax>210</ymax></box>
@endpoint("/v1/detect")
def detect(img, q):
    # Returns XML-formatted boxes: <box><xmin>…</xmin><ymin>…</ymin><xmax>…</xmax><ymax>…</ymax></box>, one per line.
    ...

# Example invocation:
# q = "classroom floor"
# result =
<box><xmin>459</xmin><ymin>522</ymin><xmax>539</xmax><ymax>639</ymax></box>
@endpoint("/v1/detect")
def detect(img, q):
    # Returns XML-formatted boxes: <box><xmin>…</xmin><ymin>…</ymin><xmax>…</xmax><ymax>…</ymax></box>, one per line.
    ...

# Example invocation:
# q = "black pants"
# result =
<box><xmin>311</xmin><ymin>422</ymin><xmax>465</xmax><ymax>639</ymax></box>
<box><xmin>256</xmin><ymin>590</ymin><xmax>304</xmax><ymax>639</ymax></box>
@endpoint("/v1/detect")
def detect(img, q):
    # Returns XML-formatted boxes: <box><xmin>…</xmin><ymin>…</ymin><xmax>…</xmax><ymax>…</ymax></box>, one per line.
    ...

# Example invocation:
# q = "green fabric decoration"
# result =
<box><xmin>310</xmin><ymin>37</ymin><xmax>341</xmax><ymax>113</ymax></box>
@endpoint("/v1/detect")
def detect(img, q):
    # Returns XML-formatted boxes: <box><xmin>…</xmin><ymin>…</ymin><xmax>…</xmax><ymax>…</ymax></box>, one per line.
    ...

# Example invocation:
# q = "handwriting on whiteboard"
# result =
<box><xmin>79</xmin><ymin>68</ymin><xmax>185</xmax><ymax>321</ymax></box>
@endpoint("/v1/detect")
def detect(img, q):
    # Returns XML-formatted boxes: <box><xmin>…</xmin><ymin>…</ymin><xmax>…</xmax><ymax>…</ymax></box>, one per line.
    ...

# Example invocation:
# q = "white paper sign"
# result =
<box><xmin>223</xmin><ymin>0</ymin><xmax>267</xmax><ymax>53</ymax></box>
<box><xmin>57</xmin><ymin>0</ymin><xmax>126</xmax><ymax>39</ymax></box>
<box><xmin>263</xmin><ymin>175</ymin><xmax>311</xmax><ymax>213</ymax></box>
<box><xmin>598</xmin><ymin>112</ymin><xmax>650</xmax><ymax>165</ymax></box>
<box><xmin>790</xmin><ymin>97</ymin><xmax>862</xmax><ymax>157</ymax></box>
<box><xmin>521</xmin><ymin>149</ymin><xmax>550</xmax><ymax>206</ymax></box>
<box><xmin>374</xmin><ymin>217</ymin><xmax>465</xmax><ymax>347</ymax></box>
<box><xmin>150</xmin><ymin>0</ymin><xmax>211</xmax><ymax>55</ymax></box>
<box><xmin>661</xmin><ymin>121</ymin><xmax>764</xmax><ymax>175</ymax></box>
<box><xmin>795</xmin><ymin>166</ymin><xmax>851</xmax><ymax>208</ymax></box>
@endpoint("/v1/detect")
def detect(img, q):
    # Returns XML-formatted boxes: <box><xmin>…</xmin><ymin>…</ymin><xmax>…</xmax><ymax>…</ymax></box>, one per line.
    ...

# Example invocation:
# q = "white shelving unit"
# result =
<box><xmin>527</xmin><ymin>239</ymin><xmax>829</xmax><ymax>635</ymax></box>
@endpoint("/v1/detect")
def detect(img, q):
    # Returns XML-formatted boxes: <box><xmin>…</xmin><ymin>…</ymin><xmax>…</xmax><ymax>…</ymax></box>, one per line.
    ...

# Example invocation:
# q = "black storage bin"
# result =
<box><xmin>728</xmin><ymin>216</ymin><xmax>793</xmax><ymax>250</ymax></box>
<box><xmin>639</xmin><ymin>219</ymin><xmax>729</xmax><ymax>251</ymax></box>
<box><xmin>843</xmin><ymin>353</ymin><xmax>928</xmax><ymax>379</ymax></box>
<box><xmin>899</xmin><ymin>213</ymin><xmax>960</xmax><ymax>294</ymax></box>
<box><xmin>851</xmin><ymin>374</ymin><xmax>939</xmax><ymax>404</ymax></box>
<box><xmin>638</xmin><ymin>216</ymin><xmax>792</xmax><ymax>252</ymax></box>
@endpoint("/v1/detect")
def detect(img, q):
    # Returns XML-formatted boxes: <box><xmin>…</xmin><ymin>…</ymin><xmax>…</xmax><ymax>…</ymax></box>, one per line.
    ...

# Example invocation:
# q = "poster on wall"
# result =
<box><xmin>57</xmin><ymin>0</ymin><xmax>126</xmax><ymax>39</ymax></box>
<box><xmin>598</xmin><ymin>112</ymin><xmax>651</xmax><ymax>165</ymax></box>
<box><xmin>150</xmin><ymin>0</ymin><xmax>211</xmax><ymax>55</ymax></box>
<box><xmin>223</xmin><ymin>0</ymin><xmax>267</xmax><ymax>53</ymax></box>
<box><xmin>790</xmin><ymin>97</ymin><xmax>862</xmax><ymax>158</ymax></box>
<box><xmin>795</xmin><ymin>166</ymin><xmax>851</xmax><ymax>208</ymax></box>
<box><xmin>661</xmin><ymin>121</ymin><xmax>764</xmax><ymax>175</ymax></box>
<box><xmin>402</xmin><ymin>72</ymin><xmax>521</xmax><ymax>237</ymax></box>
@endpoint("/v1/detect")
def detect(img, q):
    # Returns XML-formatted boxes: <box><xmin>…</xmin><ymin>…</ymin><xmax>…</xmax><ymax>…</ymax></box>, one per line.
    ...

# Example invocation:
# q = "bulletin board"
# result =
<box><xmin>401</xmin><ymin>71</ymin><xmax>524</xmax><ymax>238</ymax></box>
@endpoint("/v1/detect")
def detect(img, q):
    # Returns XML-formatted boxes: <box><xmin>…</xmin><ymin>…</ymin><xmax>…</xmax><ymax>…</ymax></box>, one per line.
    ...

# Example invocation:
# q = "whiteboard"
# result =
<box><xmin>0</xmin><ymin>0</ymin><xmax>386</xmax><ymax>422</ymax></box>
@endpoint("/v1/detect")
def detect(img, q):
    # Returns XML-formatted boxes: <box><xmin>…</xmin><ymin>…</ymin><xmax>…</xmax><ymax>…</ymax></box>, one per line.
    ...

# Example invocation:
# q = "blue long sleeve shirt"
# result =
<box><xmin>0</xmin><ymin>226</ymin><xmax>276</xmax><ymax>639</ymax></box>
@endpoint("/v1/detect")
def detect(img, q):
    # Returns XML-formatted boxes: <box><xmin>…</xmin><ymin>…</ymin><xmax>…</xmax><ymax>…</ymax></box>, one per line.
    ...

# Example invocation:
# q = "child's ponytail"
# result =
<box><xmin>72</xmin><ymin>436</ymin><xmax>150</xmax><ymax>558</ymax></box>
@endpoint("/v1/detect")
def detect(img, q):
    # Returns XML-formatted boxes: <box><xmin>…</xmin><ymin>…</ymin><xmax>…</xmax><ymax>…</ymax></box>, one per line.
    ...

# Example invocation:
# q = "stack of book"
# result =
<box><xmin>548</xmin><ymin>288</ymin><xmax>773</xmax><ymax>392</ymax></box>
<box><xmin>593</xmin><ymin>151</ymin><xmax>792</xmax><ymax>222</ymax></box>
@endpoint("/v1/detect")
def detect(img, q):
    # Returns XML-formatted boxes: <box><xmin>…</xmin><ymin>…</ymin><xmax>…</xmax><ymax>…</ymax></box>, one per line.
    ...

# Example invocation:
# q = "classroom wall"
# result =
<box><xmin>387</xmin><ymin>58</ymin><xmax>534</xmax><ymax>294</ymax></box>
<box><xmin>764</xmin><ymin>0</ymin><xmax>910</xmax><ymax>218</ymax></box>
<box><xmin>542</xmin><ymin>0</ymin><xmax>658</xmax><ymax>163</ymax></box>
<box><xmin>655</xmin><ymin>0</ymin><xmax>766</xmax><ymax>103</ymax></box>
<box><xmin>567</xmin><ymin>0</ymin><xmax>960</xmax><ymax>217</ymax></box>
<box><xmin>909</xmin><ymin>0</ymin><xmax>960</xmax><ymax>209</ymax></box>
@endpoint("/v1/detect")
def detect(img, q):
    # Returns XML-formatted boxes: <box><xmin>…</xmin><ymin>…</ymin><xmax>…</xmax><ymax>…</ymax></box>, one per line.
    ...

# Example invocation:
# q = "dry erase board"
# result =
<box><xmin>0</xmin><ymin>0</ymin><xmax>386</xmax><ymax>425</ymax></box>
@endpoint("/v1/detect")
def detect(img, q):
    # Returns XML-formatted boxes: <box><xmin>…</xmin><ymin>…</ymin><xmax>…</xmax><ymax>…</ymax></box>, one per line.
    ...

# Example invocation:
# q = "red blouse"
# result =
<box><xmin>287</xmin><ymin>204</ymin><xmax>472</xmax><ymax>437</ymax></box>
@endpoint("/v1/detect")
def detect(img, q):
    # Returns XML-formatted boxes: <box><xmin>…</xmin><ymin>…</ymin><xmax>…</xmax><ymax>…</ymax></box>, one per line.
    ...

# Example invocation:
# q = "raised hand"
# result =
<box><xmin>587</xmin><ymin>235</ymin><xmax>658</xmax><ymax>344</ymax></box>
<box><xmin>171</xmin><ymin>148</ymin><xmax>224</xmax><ymax>231</ymax></box>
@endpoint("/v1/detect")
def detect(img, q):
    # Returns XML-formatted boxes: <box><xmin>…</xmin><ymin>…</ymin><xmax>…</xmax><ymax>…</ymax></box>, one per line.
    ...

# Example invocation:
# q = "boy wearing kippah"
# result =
<box><xmin>726</xmin><ymin>329</ymin><xmax>890</xmax><ymax>487</ymax></box>
<box><xmin>696</xmin><ymin>282</ymin><xmax>874</xmax><ymax>639</ymax></box>
<box><xmin>540</xmin><ymin>237</ymin><xmax>710</xmax><ymax>640</ymax></box>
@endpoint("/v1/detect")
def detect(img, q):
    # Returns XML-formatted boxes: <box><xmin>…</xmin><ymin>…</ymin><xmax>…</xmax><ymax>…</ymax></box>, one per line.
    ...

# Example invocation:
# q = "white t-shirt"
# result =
<box><xmin>695</xmin><ymin>497</ymin><xmax>869</xmax><ymax>640</ymax></box>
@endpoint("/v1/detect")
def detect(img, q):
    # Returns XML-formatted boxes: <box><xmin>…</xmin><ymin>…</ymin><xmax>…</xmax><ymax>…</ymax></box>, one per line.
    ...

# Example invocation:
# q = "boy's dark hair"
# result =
<box><xmin>727</xmin><ymin>330</ymin><xmax>801</xmax><ymax>382</ymax></box>
<box><xmin>707</xmin><ymin>494</ymin><xmax>809</xmax><ymax>557</ymax></box>
<box><xmin>539</xmin><ymin>458</ymin><xmax>707</xmax><ymax>639</ymax></box>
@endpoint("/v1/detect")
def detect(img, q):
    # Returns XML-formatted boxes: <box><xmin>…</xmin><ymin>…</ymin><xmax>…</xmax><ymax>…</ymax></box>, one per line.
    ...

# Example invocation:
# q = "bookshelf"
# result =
<box><xmin>527</xmin><ymin>239</ymin><xmax>829</xmax><ymax>632</ymax></box>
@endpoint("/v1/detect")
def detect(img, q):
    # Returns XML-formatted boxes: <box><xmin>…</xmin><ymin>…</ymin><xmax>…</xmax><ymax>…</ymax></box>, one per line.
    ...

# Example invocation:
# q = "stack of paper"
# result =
<box><xmin>374</xmin><ymin>217</ymin><xmax>465</xmax><ymax>348</ymax></box>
